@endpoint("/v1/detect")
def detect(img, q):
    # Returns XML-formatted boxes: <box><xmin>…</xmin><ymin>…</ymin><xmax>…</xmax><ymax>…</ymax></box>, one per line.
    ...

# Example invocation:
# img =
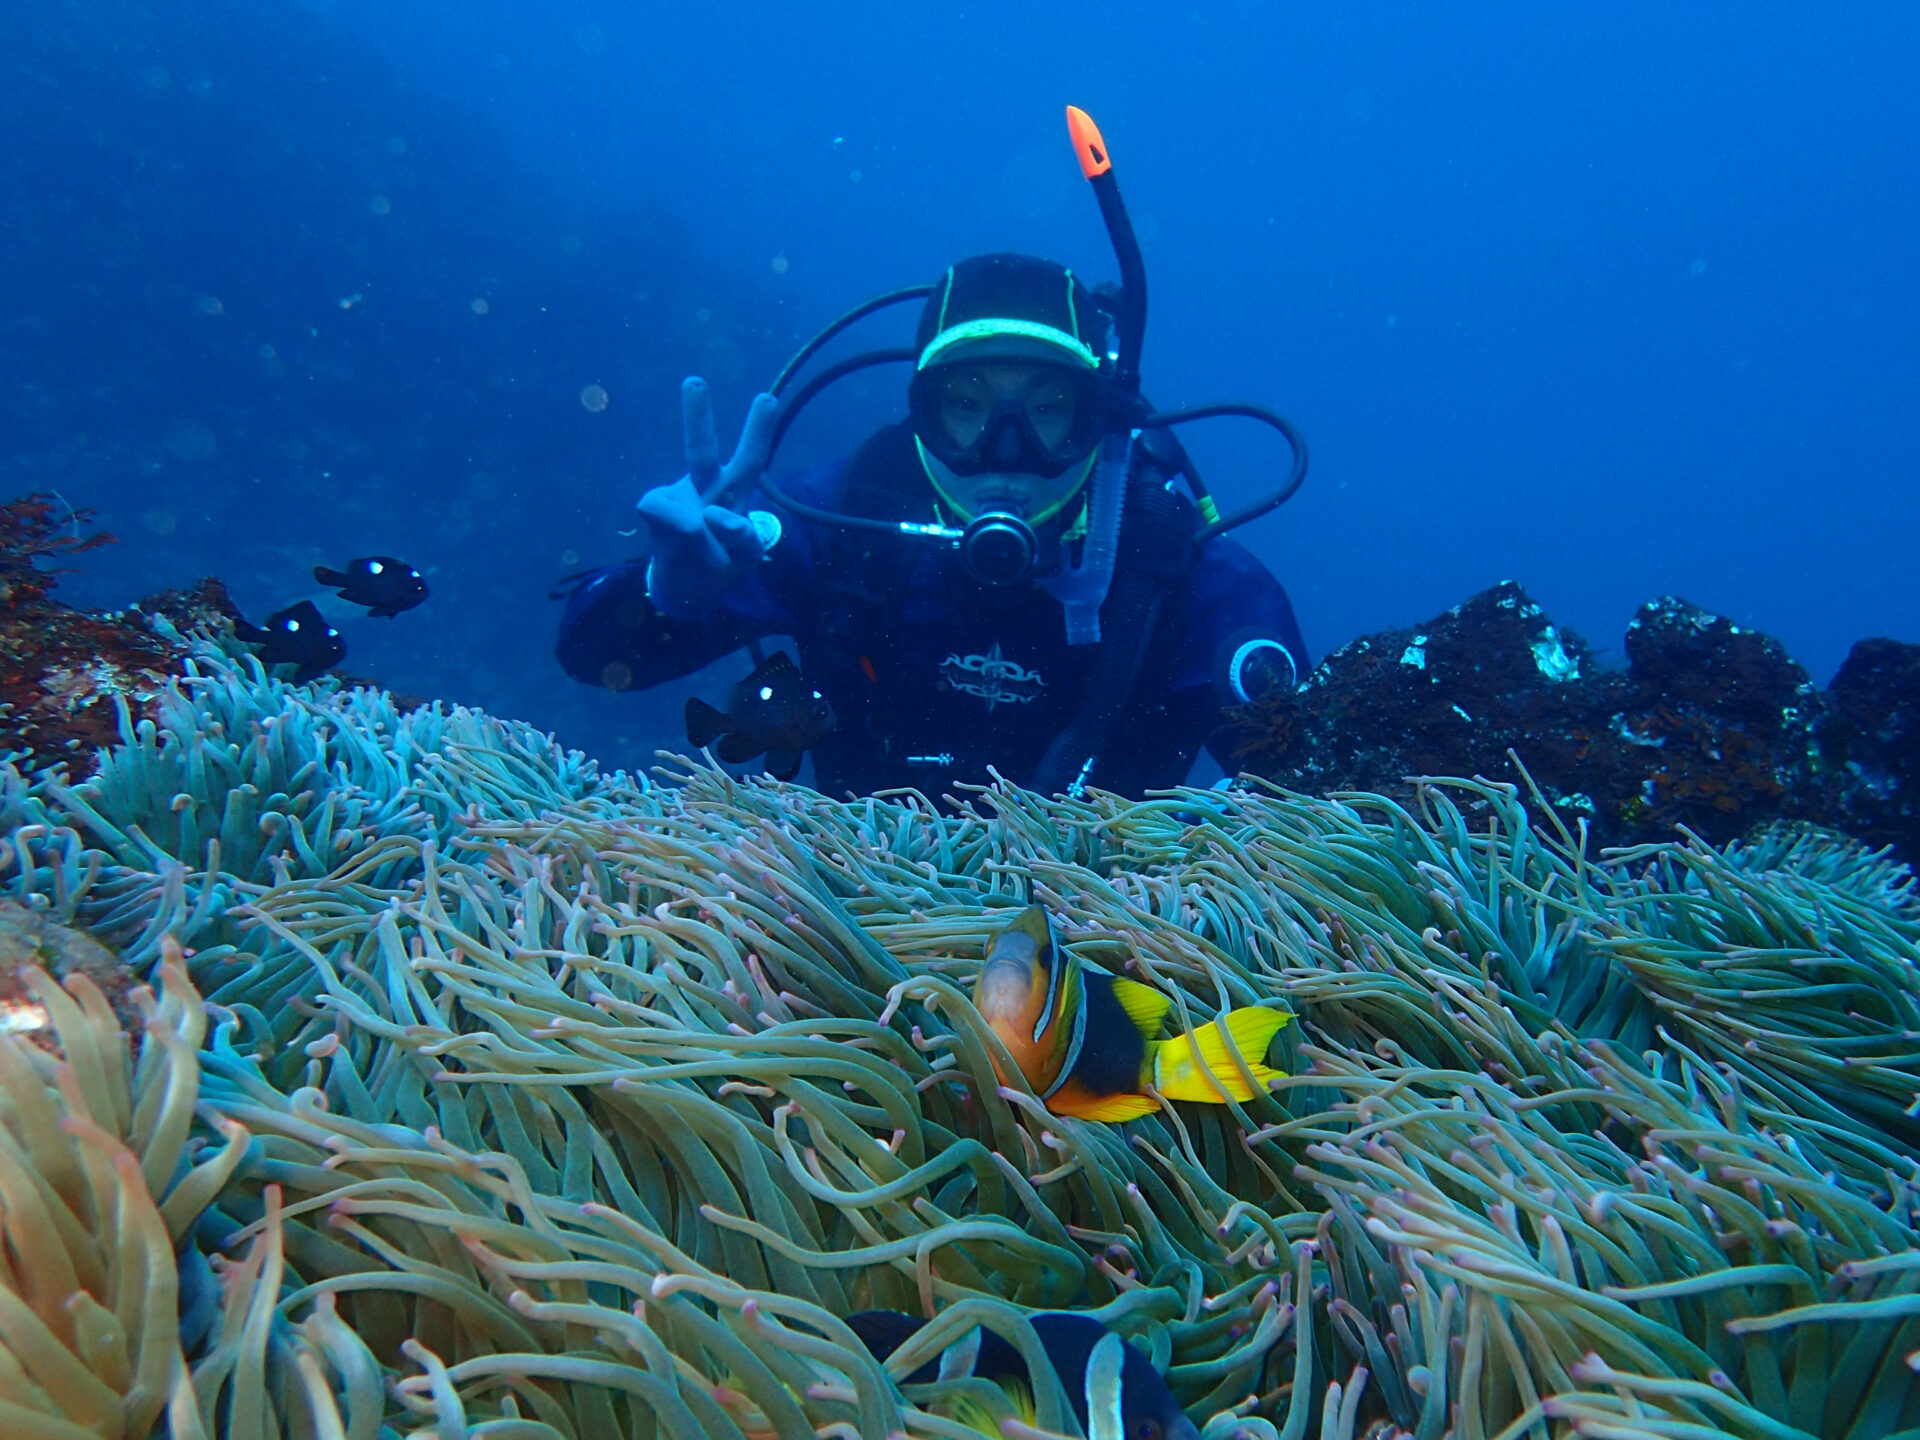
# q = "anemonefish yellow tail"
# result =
<box><xmin>1151</xmin><ymin>1007</ymin><xmax>1291</xmax><ymax>1104</ymax></box>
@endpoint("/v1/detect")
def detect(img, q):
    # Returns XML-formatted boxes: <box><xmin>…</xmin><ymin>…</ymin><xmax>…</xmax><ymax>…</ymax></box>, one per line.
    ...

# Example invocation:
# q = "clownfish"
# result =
<box><xmin>971</xmin><ymin>906</ymin><xmax>1290</xmax><ymax>1122</ymax></box>
<box><xmin>846</xmin><ymin>1308</ymin><xmax>1203</xmax><ymax>1440</ymax></box>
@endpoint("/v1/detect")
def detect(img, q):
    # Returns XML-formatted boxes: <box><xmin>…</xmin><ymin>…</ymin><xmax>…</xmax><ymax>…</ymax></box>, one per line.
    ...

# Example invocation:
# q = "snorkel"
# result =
<box><xmin>1037</xmin><ymin>107</ymin><xmax>1139</xmax><ymax>642</ymax></box>
<box><xmin>735</xmin><ymin>106</ymin><xmax>1309</xmax><ymax>639</ymax></box>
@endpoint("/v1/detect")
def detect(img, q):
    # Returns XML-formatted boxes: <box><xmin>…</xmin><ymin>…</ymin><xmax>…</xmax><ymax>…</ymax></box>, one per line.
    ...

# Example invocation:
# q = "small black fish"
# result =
<box><xmin>234</xmin><ymin>601</ymin><xmax>346</xmax><ymax>682</ymax></box>
<box><xmin>684</xmin><ymin>650</ymin><xmax>835</xmax><ymax>781</ymax></box>
<box><xmin>313</xmin><ymin>556</ymin><xmax>428</xmax><ymax>618</ymax></box>
<box><xmin>846</xmin><ymin>1309</ymin><xmax>1201</xmax><ymax>1440</ymax></box>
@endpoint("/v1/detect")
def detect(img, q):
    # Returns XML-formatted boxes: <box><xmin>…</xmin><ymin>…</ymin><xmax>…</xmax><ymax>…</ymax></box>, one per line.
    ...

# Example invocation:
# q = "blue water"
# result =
<box><xmin>11</xmin><ymin>1</ymin><xmax>1917</xmax><ymax>774</ymax></box>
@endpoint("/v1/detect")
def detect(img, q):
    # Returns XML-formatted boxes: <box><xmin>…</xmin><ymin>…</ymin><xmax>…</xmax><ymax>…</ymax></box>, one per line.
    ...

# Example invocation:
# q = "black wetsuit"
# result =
<box><xmin>557</xmin><ymin>423</ymin><xmax>1307</xmax><ymax>797</ymax></box>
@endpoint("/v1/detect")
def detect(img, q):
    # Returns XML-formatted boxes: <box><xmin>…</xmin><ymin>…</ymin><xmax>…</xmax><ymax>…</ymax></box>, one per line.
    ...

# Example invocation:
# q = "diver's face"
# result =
<box><xmin>926</xmin><ymin>363</ymin><xmax>1092</xmax><ymax>523</ymax></box>
<box><xmin>934</xmin><ymin>363</ymin><xmax>1079</xmax><ymax>455</ymax></box>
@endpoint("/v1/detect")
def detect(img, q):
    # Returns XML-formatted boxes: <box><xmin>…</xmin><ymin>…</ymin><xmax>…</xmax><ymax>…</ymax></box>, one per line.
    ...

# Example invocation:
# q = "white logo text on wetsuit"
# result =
<box><xmin>940</xmin><ymin>643</ymin><xmax>1046</xmax><ymax>711</ymax></box>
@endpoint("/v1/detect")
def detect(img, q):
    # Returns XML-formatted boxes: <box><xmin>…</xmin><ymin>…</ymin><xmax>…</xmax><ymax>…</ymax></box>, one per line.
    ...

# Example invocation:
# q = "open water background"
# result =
<box><xmin>8</xmin><ymin>1</ymin><xmax>1916</xmax><ymax>777</ymax></box>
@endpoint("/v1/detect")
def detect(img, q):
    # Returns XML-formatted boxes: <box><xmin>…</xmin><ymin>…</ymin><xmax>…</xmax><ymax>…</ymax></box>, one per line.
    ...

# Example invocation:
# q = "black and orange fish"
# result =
<box><xmin>972</xmin><ymin>906</ymin><xmax>1289</xmax><ymax>1122</ymax></box>
<box><xmin>846</xmin><ymin>1308</ymin><xmax>1201</xmax><ymax>1440</ymax></box>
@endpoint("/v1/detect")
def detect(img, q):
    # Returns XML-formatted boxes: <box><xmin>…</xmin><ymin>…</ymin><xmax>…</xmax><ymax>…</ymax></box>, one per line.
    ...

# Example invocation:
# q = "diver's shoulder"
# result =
<box><xmin>1191</xmin><ymin>530</ymin><xmax>1276</xmax><ymax>579</ymax></box>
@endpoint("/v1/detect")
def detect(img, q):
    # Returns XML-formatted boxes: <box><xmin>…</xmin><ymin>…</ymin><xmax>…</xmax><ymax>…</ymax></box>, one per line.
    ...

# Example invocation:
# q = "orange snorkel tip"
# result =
<box><xmin>1065</xmin><ymin>103</ymin><xmax>1143</xmax><ymax>390</ymax></box>
<box><xmin>1066</xmin><ymin>105</ymin><xmax>1113</xmax><ymax>179</ymax></box>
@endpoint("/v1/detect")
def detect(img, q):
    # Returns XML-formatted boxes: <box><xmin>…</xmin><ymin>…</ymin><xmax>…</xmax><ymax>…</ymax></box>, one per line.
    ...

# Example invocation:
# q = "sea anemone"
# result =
<box><xmin>3</xmin><ymin>644</ymin><xmax>1919</xmax><ymax>1438</ymax></box>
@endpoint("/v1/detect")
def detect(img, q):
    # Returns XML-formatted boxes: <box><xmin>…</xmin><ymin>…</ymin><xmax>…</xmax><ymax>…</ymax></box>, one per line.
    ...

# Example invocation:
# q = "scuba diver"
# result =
<box><xmin>556</xmin><ymin>108</ymin><xmax>1309</xmax><ymax>798</ymax></box>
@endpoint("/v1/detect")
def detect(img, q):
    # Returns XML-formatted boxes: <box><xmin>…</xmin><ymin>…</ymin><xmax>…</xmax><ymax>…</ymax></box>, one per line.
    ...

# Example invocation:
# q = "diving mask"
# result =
<box><xmin>908</xmin><ymin>358</ymin><xmax>1106</xmax><ymax>480</ymax></box>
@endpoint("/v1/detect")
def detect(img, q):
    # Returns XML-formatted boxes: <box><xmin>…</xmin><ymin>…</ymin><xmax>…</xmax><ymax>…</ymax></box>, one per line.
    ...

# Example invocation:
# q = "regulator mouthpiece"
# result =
<box><xmin>960</xmin><ymin>510</ymin><xmax>1039</xmax><ymax>586</ymax></box>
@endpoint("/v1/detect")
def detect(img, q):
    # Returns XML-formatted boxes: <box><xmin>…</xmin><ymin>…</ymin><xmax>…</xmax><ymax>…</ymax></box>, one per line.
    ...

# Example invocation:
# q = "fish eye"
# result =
<box><xmin>812</xmin><ymin>690</ymin><xmax>822</xmax><ymax>699</ymax></box>
<box><xmin>369</xmin><ymin>561</ymin><xmax>384</xmax><ymax>574</ymax></box>
<box><xmin>285</xmin><ymin>619</ymin><xmax>301</xmax><ymax>631</ymax></box>
<box><xmin>759</xmin><ymin>686</ymin><xmax>773</xmax><ymax>700</ymax></box>
<box><xmin>1128</xmin><ymin>1422</ymin><xmax>1163</xmax><ymax>1440</ymax></box>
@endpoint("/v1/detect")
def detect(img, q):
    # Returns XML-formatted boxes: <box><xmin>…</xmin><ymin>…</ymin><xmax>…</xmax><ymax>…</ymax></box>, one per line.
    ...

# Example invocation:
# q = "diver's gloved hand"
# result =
<box><xmin>636</xmin><ymin>377</ymin><xmax>780</xmax><ymax>618</ymax></box>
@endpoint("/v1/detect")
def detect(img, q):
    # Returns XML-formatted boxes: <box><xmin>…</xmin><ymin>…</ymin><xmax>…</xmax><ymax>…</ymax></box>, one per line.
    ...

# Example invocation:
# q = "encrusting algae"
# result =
<box><xmin>2</xmin><ymin>630</ymin><xmax>1919</xmax><ymax>1438</ymax></box>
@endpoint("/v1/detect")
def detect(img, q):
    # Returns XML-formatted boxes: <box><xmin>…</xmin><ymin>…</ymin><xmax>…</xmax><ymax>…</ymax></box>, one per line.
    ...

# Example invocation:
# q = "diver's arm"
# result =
<box><xmin>1177</xmin><ymin>538</ymin><xmax>1309</xmax><ymax>776</ymax></box>
<box><xmin>1195</xmin><ymin>541</ymin><xmax>1308</xmax><ymax>690</ymax></box>
<box><xmin>636</xmin><ymin>380</ymin><xmax>780</xmax><ymax>619</ymax></box>
<box><xmin>554</xmin><ymin>461</ymin><xmax>834</xmax><ymax>693</ymax></box>
<box><xmin>1097</xmin><ymin>684</ymin><xmax>1224</xmax><ymax>794</ymax></box>
<box><xmin>553</xmin><ymin>560</ymin><xmax>765</xmax><ymax>691</ymax></box>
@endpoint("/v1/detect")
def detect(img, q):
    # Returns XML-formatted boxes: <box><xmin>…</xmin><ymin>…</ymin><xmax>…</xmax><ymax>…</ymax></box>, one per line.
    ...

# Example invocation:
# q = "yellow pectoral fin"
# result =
<box><xmin>1109</xmin><ymin>976</ymin><xmax>1172</xmax><ymax>1037</ymax></box>
<box><xmin>1151</xmin><ymin>1006</ymin><xmax>1292</xmax><ymax>1103</ymax></box>
<box><xmin>948</xmin><ymin>1378</ymin><xmax>1036</xmax><ymax>1437</ymax></box>
<box><xmin>1045</xmin><ymin>1078</ymin><xmax>1162</xmax><ymax>1123</ymax></box>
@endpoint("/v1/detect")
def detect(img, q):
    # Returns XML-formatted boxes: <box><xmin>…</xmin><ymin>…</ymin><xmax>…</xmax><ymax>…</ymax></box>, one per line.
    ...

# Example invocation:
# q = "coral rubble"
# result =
<box><xmin>1</xmin><ymin>642</ymin><xmax>1918</xmax><ymax>1438</ymax></box>
<box><xmin>0</xmin><ymin>493</ymin><xmax>236</xmax><ymax>773</ymax></box>
<box><xmin>1217</xmin><ymin>580</ymin><xmax>1920</xmax><ymax>864</ymax></box>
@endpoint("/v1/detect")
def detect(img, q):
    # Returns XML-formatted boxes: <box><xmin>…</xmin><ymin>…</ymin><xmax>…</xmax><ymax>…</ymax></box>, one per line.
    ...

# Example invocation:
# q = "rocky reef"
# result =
<box><xmin>0</xmin><ymin>494</ymin><xmax>238</xmax><ymax>772</ymax></box>
<box><xmin>1216</xmin><ymin>580</ymin><xmax>1920</xmax><ymax>865</ymax></box>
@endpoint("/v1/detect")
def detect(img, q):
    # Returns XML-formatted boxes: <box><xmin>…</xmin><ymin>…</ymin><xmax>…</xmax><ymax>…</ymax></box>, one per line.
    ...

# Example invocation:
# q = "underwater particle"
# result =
<box><xmin>338</xmin><ymin>292</ymin><xmax>363</xmax><ymax>310</ymax></box>
<box><xmin>600</xmin><ymin>660</ymin><xmax>634</xmax><ymax>691</ymax></box>
<box><xmin>701</xmin><ymin>337</ymin><xmax>745</xmax><ymax>385</ymax></box>
<box><xmin>163</xmin><ymin>418</ymin><xmax>217</xmax><ymax>462</ymax></box>
<box><xmin>560</xmin><ymin>235</ymin><xmax>581</xmax><ymax>255</ymax></box>
<box><xmin>579</xmin><ymin>384</ymin><xmax>610</xmax><ymax>414</ymax></box>
<box><xmin>1691</xmin><ymin>257</ymin><xmax>1708</xmax><ymax>277</ymax></box>
<box><xmin>143</xmin><ymin>65</ymin><xmax>171</xmax><ymax>88</ymax></box>
<box><xmin>387</xmin><ymin>135</ymin><xmax>407</xmax><ymax>154</ymax></box>
<box><xmin>1000</xmin><ymin>147</ymin><xmax>1070</xmax><ymax>220</ymax></box>
<box><xmin>470</xmin><ymin>297</ymin><xmax>490</xmax><ymax>315</ymax></box>
<box><xmin>560</xmin><ymin>548</ymin><xmax>579</xmax><ymax>566</ymax></box>
<box><xmin>197</xmin><ymin>294</ymin><xmax>224</xmax><ymax>315</ymax></box>
<box><xmin>141</xmin><ymin>509</ymin><xmax>178</xmax><ymax>537</ymax></box>
<box><xmin>850</xmin><ymin>168</ymin><xmax>863</xmax><ymax>183</ymax></box>
<box><xmin>696</xmin><ymin>307</ymin><xmax>712</xmax><ymax>323</ymax></box>
<box><xmin>771</xmin><ymin>251</ymin><xmax>790</xmax><ymax>275</ymax></box>
<box><xmin>369</xmin><ymin>194</ymin><xmax>392</xmax><ymax>216</ymax></box>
